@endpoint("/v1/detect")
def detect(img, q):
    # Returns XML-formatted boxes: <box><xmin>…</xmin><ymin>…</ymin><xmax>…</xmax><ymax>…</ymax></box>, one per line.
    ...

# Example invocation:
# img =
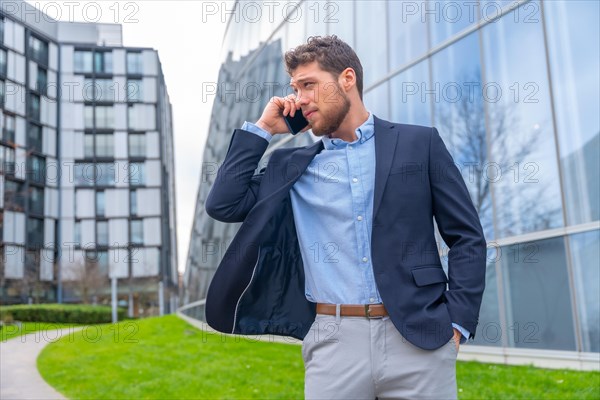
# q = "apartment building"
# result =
<box><xmin>0</xmin><ymin>0</ymin><xmax>178</xmax><ymax>315</ymax></box>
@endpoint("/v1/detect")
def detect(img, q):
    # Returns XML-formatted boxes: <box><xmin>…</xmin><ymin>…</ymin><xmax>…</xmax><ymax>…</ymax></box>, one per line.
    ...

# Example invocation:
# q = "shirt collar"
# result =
<box><xmin>322</xmin><ymin>112</ymin><xmax>374</xmax><ymax>150</ymax></box>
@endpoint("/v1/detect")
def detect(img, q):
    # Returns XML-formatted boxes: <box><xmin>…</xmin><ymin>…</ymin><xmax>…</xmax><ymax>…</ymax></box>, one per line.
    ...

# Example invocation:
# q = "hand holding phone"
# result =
<box><xmin>283</xmin><ymin>109</ymin><xmax>309</xmax><ymax>135</ymax></box>
<box><xmin>255</xmin><ymin>95</ymin><xmax>310</xmax><ymax>135</ymax></box>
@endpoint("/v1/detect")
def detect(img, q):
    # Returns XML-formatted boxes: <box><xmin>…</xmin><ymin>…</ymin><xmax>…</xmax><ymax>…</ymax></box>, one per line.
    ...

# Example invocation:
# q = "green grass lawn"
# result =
<box><xmin>37</xmin><ymin>315</ymin><xmax>600</xmax><ymax>399</ymax></box>
<box><xmin>1</xmin><ymin>322</ymin><xmax>80</xmax><ymax>342</ymax></box>
<box><xmin>38</xmin><ymin>314</ymin><xmax>305</xmax><ymax>399</ymax></box>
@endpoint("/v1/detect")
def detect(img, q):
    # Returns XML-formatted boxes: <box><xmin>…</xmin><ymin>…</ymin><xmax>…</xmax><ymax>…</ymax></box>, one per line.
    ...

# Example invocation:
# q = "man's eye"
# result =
<box><xmin>305</xmin><ymin>82</ymin><xmax>314</xmax><ymax>87</ymax></box>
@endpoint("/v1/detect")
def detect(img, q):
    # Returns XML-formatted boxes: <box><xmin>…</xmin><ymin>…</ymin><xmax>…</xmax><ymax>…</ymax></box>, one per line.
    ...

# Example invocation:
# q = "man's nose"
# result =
<box><xmin>296</xmin><ymin>91</ymin><xmax>310</xmax><ymax>105</ymax></box>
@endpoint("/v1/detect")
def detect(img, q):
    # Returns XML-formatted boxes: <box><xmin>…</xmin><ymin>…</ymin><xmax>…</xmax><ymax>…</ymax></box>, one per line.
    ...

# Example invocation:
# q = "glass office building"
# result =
<box><xmin>1</xmin><ymin>0</ymin><xmax>179</xmax><ymax>315</ymax></box>
<box><xmin>183</xmin><ymin>0</ymin><xmax>599</xmax><ymax>368</ymax></box>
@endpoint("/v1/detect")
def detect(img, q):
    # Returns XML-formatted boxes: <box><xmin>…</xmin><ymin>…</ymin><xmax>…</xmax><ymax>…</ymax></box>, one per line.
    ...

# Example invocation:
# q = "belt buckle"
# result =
<box><xmin>365</xmin><ymin>304</ymin><xmax>383</xmax><ymax>319</ymax></box>
<box><xmin>365</xmin><ymin>304</ymin><xmax>377</xmax><ymax>319</ymax></box>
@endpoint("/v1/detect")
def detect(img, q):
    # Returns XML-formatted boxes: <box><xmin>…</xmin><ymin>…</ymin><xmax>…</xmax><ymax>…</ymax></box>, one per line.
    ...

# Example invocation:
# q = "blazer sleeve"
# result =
<box><xmin>205</xmin><ymin>129</ymin><xmax>269</xmax><ymax>223</ymax></box>
<box><xmin>428</xmin><ymin>127</ymin><xmax>487</xmax><ymax>338</ymax></box>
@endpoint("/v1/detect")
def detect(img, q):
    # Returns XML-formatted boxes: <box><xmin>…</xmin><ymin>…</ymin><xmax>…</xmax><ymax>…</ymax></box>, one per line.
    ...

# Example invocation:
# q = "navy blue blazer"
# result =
<box><xmin>205</xmin><ymin>116</ymin><xmax>487</xmax><ymax>350</ymax></box>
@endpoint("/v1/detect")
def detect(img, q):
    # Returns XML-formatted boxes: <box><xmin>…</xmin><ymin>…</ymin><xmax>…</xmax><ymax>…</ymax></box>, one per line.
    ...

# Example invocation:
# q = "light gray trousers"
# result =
<box><xmin>302</xmin><ymin>314</ymin><xmax>458</xmax><ymax>400</ymax></box>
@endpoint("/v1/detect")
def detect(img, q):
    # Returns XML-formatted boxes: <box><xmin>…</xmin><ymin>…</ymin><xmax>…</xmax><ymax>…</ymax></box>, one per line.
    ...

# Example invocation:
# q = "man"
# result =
<box><xmin>205</xmin><ymin>35</ymin><xmax>487</xmax><ymax>399</ymax></box>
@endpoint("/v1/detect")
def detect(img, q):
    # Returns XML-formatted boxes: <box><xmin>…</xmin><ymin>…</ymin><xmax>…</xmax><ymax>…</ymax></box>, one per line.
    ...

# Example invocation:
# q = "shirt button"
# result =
<box><xmin>352</xmin><ymin>177</ymin><xmax>358</xmax><ymax>183</ymax></box>
<box><xmin>369</xmin><ymin>297</ymin><xmax>375</xmax><ymax>303</ymax></box>
<box><xmin>357</xmin><ymin>216</ymin><xmax>363</xmax><ymax>221</ymax></box>
<box><xmin>362</xmin><ymin>257</ymin><xmax>368</xmax><ymax>262</ymax></box>
<box><xmin>348</xmin><ymin>146</ymin><xmax>353</xmax><ymax>150</ymax></box>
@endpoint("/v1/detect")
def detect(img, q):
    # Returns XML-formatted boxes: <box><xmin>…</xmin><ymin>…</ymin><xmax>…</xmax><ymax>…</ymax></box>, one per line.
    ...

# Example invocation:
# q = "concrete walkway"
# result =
<box><xmin>1</xmin><ymin>327</ymin><xmax>82</xmax><ymax>400</ymax></box>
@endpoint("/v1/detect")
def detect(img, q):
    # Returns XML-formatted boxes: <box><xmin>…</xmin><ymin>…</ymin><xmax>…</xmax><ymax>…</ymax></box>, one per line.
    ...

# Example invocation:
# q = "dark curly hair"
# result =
<box><xmin>284</xmin><ymin>35</ymin><xmax>364</xmax><ymax>100</ymax></box>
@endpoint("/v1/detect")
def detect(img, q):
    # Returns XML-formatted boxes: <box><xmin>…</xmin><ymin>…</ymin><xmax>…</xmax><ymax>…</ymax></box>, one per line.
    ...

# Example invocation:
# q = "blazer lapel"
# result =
<box><xmin>285</xmin><ymin>139</ymin><xmax>325</xmax><ymax>184</ymax></box>
<box><xmin>252</xmin><ymin>139</ymin><xmax>324</xmax><ymax>211</ymax></box>
<box><xmin>373</xmin><ymin>116</ymin><xmax>399</xmax><ymax>219</ymax></box>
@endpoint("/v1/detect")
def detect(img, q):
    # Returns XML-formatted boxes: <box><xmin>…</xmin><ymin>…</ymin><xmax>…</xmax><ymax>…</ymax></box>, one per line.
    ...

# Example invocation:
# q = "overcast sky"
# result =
<box><xmin>26</xmin><ymin>0</ymin><xmax>233</xmax><ymax>273</ymax></box>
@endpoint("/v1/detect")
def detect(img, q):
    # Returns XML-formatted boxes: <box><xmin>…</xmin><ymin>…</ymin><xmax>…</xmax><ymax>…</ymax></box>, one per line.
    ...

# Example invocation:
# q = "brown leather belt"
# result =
<box><xmin>316</xmin><ymin>303</ymin><xmax>389</xmax><ymax>319</ymax></box>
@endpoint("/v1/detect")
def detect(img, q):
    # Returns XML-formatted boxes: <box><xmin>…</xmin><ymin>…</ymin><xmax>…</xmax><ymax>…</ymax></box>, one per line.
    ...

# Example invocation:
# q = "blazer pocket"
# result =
<box><xmin>389</xmin><ymin>163</ymin><xmax>425</xmax><ymax>176</ymax></box>
<box><xmin>411</xmin><ymin>266</ymin><xmax>448</xmax><ymax>286</ymax></box>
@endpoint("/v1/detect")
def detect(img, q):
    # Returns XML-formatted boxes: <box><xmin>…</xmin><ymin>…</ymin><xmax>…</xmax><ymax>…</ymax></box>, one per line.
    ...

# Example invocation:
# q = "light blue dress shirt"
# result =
<box><xmin>240</xmin><ymin>114</ymin><xmax>470</xmax><ymax>343</ymax></box>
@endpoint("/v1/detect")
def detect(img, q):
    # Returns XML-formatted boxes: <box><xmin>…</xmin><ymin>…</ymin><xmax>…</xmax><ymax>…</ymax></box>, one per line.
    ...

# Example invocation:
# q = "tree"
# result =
<box><xmin>62</xmin><ymin>257</ymin><xmax>108</xmax><ymax>304</ymax></box>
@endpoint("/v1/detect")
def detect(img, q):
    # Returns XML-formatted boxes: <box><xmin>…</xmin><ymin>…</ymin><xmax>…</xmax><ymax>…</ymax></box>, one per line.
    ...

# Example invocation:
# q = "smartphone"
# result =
<box><xmin>283</xmin><ymin>109</ymin><xmax>309</xmax><ymax>135</ymax></box>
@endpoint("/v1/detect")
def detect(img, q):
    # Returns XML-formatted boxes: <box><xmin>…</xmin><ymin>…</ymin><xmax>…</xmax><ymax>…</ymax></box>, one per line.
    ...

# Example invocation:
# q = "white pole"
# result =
<box><xmin>128</xmin><ymin>292</ymin><xmax>133</xmax><ymax>318</ymax></box>
<box><xmin>111</xmin><ymin>276</ymin><xmax>118</xmax><ymax>323</ymax></box>
<box><xmin>158</xmin><ymin>281</ymin><xmax>164</xmax><ymax>316</ymax></box>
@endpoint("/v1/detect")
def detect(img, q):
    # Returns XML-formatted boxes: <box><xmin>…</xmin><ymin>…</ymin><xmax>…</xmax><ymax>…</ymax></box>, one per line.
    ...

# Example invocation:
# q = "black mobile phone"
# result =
<box><xmin>283</xmin><ymin>110</ymin><xmax>309</xmax><ymax>135</ymax></box>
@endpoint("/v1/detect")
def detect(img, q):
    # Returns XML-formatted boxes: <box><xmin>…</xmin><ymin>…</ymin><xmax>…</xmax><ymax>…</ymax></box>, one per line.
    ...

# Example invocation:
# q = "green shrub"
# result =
<box><xmin>0</xmin><ymin>304</ymin><xmax>128</xmax><ymax>324</ymax></box>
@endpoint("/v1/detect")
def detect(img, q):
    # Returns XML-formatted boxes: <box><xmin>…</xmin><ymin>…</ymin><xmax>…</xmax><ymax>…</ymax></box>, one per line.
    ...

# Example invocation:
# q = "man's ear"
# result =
<box><xmin>339</xmin><ymin>68</ymin><xmax>356</xmax><ymax>93</ymax></box>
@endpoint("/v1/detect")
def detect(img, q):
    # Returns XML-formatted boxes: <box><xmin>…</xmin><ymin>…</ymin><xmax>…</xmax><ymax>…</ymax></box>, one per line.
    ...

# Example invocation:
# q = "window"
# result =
<box><xmin>84</xmin><ymin>134</ymin><xmax>94</xmax><ymax>158</ymax></box>
<box><xmin>27</xmin><ymin>217</ymin><xmax>44</xmax><ymax>246</ymax></box>
<box><xmin>25</xmin><ymin>249</ymin><xmax>40</xmax><ymax>277</ymax></box>
<box><xmin>0</xmin><ymin>49</ymin><xmax>6</xmax><ymax>76</ymax></box>
<box><xmin>130</xmin><ymin>219</ymin><xmax>143</xmax><ymax>244</ymax></box>
<box><xmin>94</xmin><ymin>79</ymin><xmax>116</xmax><ymax>102</ymax></box>
<box><xmin>2</xmin><ymin>113</ymin><xmax>15</xmax><ymax>143</ymax></box>
<box><xmin>483</xmin><ymin>9</ymin><xmax>563</xmax><ymax>237</ymax></box>
<box><xmin>96</xmin><ymin>163</ymin><xmax>116</xmax><ymax>186</ymax></box>
<box><xmin>430</xmin><ymin>32</ymin><xmax>493</xmax><ymax>240</ymax></box>
<box><xmin>28</xmin><ymin>35</ymin><xmax>48</xmax><ymax>65</ymax></box>
<box><xmin>127</xmin><ymin>79</ymin><xmax>142</xmax><ymax>102</ymax></box>
<box><xmin>84</xmin><ymin>106</ymin><xmax>94</xmax><ymax>128</ymax></box>
<box><xmin>128</xmin><ymin>134</ymin><xmax>145</xmax><ymax>157</ymax></box>
<box><xmin>86</xmin><ymin>78</ymin><xmax>116</xmax><ymax>102</ymax></box>
<box><xmin>570</xmin><ymin>230</ymin><xmax>600</xmax><ymax>352</ymax></box>
<box><xmin>85</xmin><ymin>106</ymin><xmax>114</xmax><ymax>129</ymax></box>
<box><xmin>29</xmin><ymin>186</ymin><xmax>44</xmax><ymax>215</ymax></box>
<box><xmin>545</xmin><ymin>1</ymin><xmax>600</xmax><ymax>225</ymax></box>
<box><xmin>128</xmin><ymin>104</ymin><xmax>155</xmax><ymax>131</ymax></box>
<box><xmin>355</xmin><ymin>1</ymin><xmax>388</xmax><ymax>87</ymax></box>
<box><xmin>95</xmin><ymin>106</ymin><xmax>114</xmax><ymax>129</ymax></box>
<box><xmin>29</xmin><ymin>93</ymin><xmax>40</xmax><ymax>121</ymax></box>
<box><xmin>28</xmin><ymin>123</ymin><xmax>42</xmax><ymax>152</ymax></box>
<box><xmin>94</xmin><ymin>52</ymin><xmax>113</xmax><ymax>74</ymax></box>
<box><xmin>0</xmin><ymin>145</ymin><xmax>6</xmax><ymax>173</ymax></box>
<box><xmin>4</xmin><ymin>179</ymin><xmax>25</xmax><ymax>211</ymax></box>
<box><xmin>86</xmin><ymin>250</ymin><xmax>109</xmax><ymax>277</ymax></box>
<box><xmin>130</xmin><ymin>190</ymin><xmax>137</xmax><ymax>215</ymax></box>
<box><xmin>0</xmin><ymin>146</ymin><xmax>15</xmax><ymax>176</ymax></box>
<box><xmin>128</xmin><ymin>162</ymin><xmax>145</xmax><ymax>186</ymax></box>
<box><xmin>74</xmin><ymin>220</ymin><xmax>81</xmax><ymax>245</ymax></box>
<box><xmin>127</xmin><ymin>52</ymin><xmax>143</xmax><ymax>74</ymax></box>
<box><xmin>388</xmin><ymin>1</ymin><xmax>428</xmax><ymax>71</ymax></box>
<box><xmin>75</xmin><ymin>163</ymin><xmax>114</xmax><ymax>187</ymax></box>
<box><xmin>470</xmin><ymin>248</ymin><xmax>502</xmax><ymax>348</ymax></box>
<box><xmin>0</xmin><ymin>16</ymin><xmax>4</xmax><ymax>45</ymax></box>
<box><xmin>0</xmin><ymin>79</ymin><xmax>5</xmax><ymax>108</ymax></box>
<box><xmin>96</xmin><ymin>221</ymin><xmax>108</xmax><ymax>246</ymax></box>
<box><xmin>390</xmin><ymin>60</ymin><xmax>432</xmax><ymax>127</ymax></box>
<box><xmin>96</xmin><ymin>190</ymin><xmax>105</xmax><ymax>217</ymax></box>
<box><xmin>97</xmin><ymin>250</ymin><xmax>109</xmax><ymax>276</ymax></box>
<box><xmin>74</xmin><ymin>51</ymin><xmax>93</xmax><ymax>73</ymax></box>
<box><xmin>95</xmin><ymin>134</ymin><xmax>114</xmax><ymax>157</ymax></box>
<box><xmin>37</xmin><ymin>67</ymin><xmax>47</xmax><ymax>96</ymax></box>
<box><xmin>74</xmin><ymin>163</ymin><xmax>93</xmax><ymax>186</ymax></box>
<box><xmin>27</xmin><ymin>155</ymin><xmax>46</xmax><ymax>184</ymax></box>
<box><xmin>501</xmin><ymin>237</ymin><xmax>576</xmax><ymax>351</ymax></box>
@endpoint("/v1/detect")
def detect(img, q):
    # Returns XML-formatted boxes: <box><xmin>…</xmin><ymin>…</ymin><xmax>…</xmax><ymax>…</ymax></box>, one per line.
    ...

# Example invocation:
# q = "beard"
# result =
<box><xmin>311</xmin><ymin>88</ymin><xmax>351</xmax><ymax>136</ymax></box>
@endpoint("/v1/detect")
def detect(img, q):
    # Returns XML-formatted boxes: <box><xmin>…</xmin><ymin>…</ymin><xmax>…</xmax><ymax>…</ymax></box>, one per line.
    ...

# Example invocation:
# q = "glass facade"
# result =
<box><xmin>184</xmin><ymin>0</ymin><xmax>600</xmax><ymax>357</ymax></box>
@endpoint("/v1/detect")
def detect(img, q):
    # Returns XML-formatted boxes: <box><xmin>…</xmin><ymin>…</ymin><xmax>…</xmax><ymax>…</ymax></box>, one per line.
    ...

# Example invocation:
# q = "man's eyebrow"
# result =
<box><xmin>290</xmin><ymin>76</ymin><xmax>316</xmax><ymax>86</ymax></box>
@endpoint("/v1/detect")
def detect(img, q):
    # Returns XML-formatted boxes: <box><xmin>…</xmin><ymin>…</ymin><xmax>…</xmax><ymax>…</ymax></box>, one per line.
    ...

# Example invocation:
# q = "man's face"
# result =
<box><xmin>290</xmin><ymin>61</ymin><xmax>351</xmax><ymax>136</ymax></box>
